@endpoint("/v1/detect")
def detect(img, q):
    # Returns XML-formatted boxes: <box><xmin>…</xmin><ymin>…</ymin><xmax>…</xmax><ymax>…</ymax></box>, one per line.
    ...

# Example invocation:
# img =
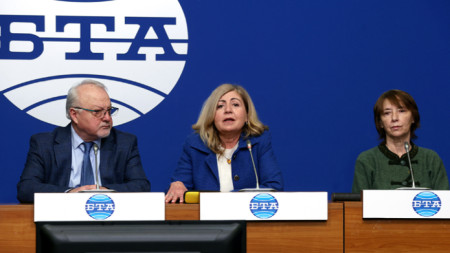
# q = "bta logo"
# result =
<box><xmin>412</xmin><ymin>192</ymin><xmax>442</xmax><ymax>217</ymax></box>
<box><xmin>0</xmin><ymin>0</ymin><xmax>188</xmax><ymax>126</ymax></box>
<box><xmin>85</xmin><ymin>203</ymin><xmax>115</xmax><ymax>211</ymax></box>
<box><xmin>249</xmin><ymin>201</ymin><xmax>279</xmax><ymax>210</ymax></box>
<box><xmin>249</xmin><ymin>193</ymin><xmax>279</xmax><ymax>219</ymax></box>
<box><xmin>85</xmin><ymin>194</ymin><xmax>115</xmax><ymax>220</ymax></box>
<box><xmin>412</xmin><ymin>200</ymin><xmax>441</xmax><ymax>208</ymax></box>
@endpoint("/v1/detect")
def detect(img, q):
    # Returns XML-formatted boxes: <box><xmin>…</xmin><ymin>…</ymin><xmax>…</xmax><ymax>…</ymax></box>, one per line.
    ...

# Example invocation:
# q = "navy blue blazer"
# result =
<box><xmin>17</xmin><ymin>125</ymin><xmax>150</xmax><ymax>203</ymax></box>
<box><xmin>171</xmin><ymin>130</ymin><xmax>283</xmax><ymax>191</ymax></box>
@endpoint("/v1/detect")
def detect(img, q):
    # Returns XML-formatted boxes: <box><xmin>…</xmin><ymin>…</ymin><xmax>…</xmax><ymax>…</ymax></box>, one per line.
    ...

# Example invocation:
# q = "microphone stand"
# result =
<box><xmin>79</xmin><ymin>143</ymin><xmax>116</xmax><ymax>193</ymax></box>
<box><xmin>239</xmin><ymin>140</ymin><xmax>276</xmax><ymax>192</ymax></box>
<box><xmin>396</xmin><ymin>142</ymin><xmax>429</xmax><ymax>190</ymax></box>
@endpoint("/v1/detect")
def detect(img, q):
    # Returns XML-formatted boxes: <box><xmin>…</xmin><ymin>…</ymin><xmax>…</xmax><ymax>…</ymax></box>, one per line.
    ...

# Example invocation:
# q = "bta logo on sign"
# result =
<box><xmin>0</xmin><ymin>0</ymin><xmax>188</xmax><ymax>126</ymax></box>
<box><xmin>85</xmin><ymin>194</ymin><xmax>115</xmax><ymax>220</ymax></box>
<box><xmin>412</xmin><ymin>192</ymin><xmax>442</xmax><ymax>217</ymax></box>
<box><xmin>249</xmin><ymin>193</ymin><xmax>279</xmax><ymax>219</ymax></box>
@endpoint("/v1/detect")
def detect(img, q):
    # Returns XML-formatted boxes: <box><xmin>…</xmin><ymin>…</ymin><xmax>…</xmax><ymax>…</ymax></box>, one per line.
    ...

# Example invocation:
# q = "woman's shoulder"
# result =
<box><xmin>184</xmin><ymin>132</ymin><xmax>201</xmax><ymax>142</ymax></box>
<box><xmin>249</xmin><ymin>129</ymin><xmax>271</xmax><ymax>139</ymax></box>
<box><xmin>245</xmin><ymin>129</ymin><xmax>272</xmax><ymax>146</ymax></box>
<box><xmin>356</xmin><ymin>146</ymin><xmax>381</xmax><ymax>160</ymax></box>
<box><xmin>183</xmin><ymin>132</ymin><xmax>211</xmax><ymax>152</ymax></box>
<box><xmin>414</xmin><ymin>145</ymin><xmax>445</xmax><ymax>169</ymax></box>
<box><xmin>416</xmin><ymin>145</ymin><xmax>441</xmax><ymax>158</ymax></box>
<box><xmin>183</xmin><ymin>132</ymin><xmax>204</xmax><ymax>146</ymax></box>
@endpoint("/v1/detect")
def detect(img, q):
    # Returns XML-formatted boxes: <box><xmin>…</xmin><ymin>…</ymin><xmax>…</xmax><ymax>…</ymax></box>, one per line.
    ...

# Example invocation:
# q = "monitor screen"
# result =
<box><xmin>36</xmin><ymin>221</ymin><xmax>246</xmax><ymax>253</ymax></box>
<box><xmin>331</xmin><ymin>192</ymin><xmax>361</xmax><ymax>202</ymax></box>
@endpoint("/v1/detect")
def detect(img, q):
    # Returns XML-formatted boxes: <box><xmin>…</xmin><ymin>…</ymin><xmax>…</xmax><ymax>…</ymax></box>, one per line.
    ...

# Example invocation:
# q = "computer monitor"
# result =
<box><xmin>36</xmin><ymin>220</ymin><xmax>246</xmax><ymax>253</ymax></box>
<box><xmin>331</xmin><ymin>192</ymin><xmax>361</xmax><ymax>202</ymax></box>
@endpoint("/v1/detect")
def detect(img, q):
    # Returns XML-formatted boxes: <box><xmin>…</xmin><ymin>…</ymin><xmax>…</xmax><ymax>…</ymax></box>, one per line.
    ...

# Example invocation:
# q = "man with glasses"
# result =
<box><xmin>17</xmin><ymin>79</ymin><xmax>150</xmax><ymax>203</ymax></box>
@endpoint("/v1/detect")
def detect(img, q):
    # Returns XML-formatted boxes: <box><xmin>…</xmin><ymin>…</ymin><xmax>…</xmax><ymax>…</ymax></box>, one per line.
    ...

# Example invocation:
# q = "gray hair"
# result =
<box><xmin>65</xmin><ymin>79</ymin><xmax>108</xmax><ymax>119</ymax></box>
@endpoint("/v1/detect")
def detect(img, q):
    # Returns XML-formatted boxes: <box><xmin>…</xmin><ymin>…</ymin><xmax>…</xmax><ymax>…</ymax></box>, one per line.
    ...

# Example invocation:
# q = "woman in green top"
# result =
<box><xmin>352</xmin><ymin>90</ymin><xmax>449</xmax><ymax>193</ymax></box>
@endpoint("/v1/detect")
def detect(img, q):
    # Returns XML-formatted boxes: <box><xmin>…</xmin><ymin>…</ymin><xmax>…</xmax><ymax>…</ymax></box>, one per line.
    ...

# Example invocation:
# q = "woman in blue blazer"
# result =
<box><xmin>165</xmin><ymin>84</ymin><xmax>283</xmax><ymax>203</ymax></box>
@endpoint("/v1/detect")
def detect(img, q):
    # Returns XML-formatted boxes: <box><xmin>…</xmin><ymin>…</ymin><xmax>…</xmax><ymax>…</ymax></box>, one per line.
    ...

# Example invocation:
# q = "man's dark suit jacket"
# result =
<box><xmin>17</xmin><ymin>125</ymin><xmax>151</xmax><ymax>203</ymax></box>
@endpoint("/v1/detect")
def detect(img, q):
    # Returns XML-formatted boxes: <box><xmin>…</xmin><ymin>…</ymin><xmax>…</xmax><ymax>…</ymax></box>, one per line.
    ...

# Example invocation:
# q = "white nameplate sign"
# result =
<box><xmin>35</xmin><ymin>192</ymin><xmax>164</xmax><ymax>222</ymax></box>
<box><xmin>200</xmin><ymin>192</ymin><xmax>327</xmax><ymax>221</ymax></box>
<box><xmin>363</xmin><ymin>190</ymin><xmax>450</xmax><ymax>219</ymax></box>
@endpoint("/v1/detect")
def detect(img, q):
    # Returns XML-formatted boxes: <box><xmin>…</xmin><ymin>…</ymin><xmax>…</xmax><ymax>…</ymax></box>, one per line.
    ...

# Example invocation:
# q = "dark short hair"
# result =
<box><xmin>373</xmin><ymin>89</ymin><xmax>420</xmax><ymax>141</ymax></box>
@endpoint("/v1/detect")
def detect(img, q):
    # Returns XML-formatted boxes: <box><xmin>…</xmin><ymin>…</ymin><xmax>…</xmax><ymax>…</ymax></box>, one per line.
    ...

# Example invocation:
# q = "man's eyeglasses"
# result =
<box><xmin>73</xmin><ymin>107</ymin><xmax>119</xmax><ymax>118</ymax></box>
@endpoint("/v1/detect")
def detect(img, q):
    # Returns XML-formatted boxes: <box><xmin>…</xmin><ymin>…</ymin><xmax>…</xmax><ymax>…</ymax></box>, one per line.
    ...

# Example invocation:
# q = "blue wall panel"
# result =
<box><xmin>1</xmin><ymin>0</ymin><xmax>449</xmax><ymax>203</ymax></box>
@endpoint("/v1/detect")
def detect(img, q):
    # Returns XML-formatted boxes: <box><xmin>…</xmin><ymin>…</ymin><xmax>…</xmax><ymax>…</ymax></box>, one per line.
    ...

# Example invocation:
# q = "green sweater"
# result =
<box><xmin>352</xmin><ymin>144</ymin><xmax>449</xmax><ymax>193</ymax></box>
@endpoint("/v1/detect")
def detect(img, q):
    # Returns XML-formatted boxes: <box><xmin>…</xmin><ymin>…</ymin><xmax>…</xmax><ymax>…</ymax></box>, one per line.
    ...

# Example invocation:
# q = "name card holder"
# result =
<box><xmin>34</xmin><ymin>192</ymin><xmax>165</xmax><ymax>222</ymax></box>
<box><xmin>363</xmin><ymin>190</ymin><xmax>450</xmax><ymax>219</ymax></box>
<box><xmin>200</xmin><ymin>192</ymin><xmax>328</xmax><ymax>221</ymax></box>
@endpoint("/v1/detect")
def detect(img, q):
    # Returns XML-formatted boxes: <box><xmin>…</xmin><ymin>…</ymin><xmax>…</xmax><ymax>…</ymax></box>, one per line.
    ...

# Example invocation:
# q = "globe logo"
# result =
<box><xmin>85</xmin><ymin>194</ymin><xmax>115</xmax><ymax>220</ymax></box>
<box><xmin>0</xmin><ymin>0</ymin><xmax>188</xmax><ymax>126</ymax></box>
<box><xmin>249</xmin><ymin>193</ymin><xmax>279</xmax><ymax>219</ymax></box>
<box><xmin>412</xmin><ymin>192</ymin><xmax>441</xmax><ymax>217</ymax></box>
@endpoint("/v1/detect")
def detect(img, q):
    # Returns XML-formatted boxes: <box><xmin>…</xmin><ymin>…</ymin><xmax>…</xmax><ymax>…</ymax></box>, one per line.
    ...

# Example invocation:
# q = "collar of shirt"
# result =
<box><xmin>70</xmin><ymin>125</ymin><xmax>101</xmax><ymax>150</ymax></box>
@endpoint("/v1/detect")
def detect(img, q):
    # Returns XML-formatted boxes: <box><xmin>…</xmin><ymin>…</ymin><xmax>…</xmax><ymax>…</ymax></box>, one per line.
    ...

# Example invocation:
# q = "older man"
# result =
<box><xmin>17</xmin><ymin>79</ymin><xmax>150</xmax><ymax>203</ymax></box>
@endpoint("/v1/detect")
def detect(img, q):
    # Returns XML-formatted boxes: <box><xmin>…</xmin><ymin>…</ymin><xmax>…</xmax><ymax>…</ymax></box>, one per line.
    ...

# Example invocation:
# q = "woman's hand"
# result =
<box><xmin>165</xmin><ymin>181</ymin><xmax>188</xmax><ymax>203</ymax></box>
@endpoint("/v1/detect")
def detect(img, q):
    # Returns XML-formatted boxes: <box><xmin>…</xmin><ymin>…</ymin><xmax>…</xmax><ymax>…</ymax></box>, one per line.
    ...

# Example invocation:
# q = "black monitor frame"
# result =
<box><xmin>36</xmin><ymin>220</ymin><xmax>246</xmax><ymax>253</ymax></box>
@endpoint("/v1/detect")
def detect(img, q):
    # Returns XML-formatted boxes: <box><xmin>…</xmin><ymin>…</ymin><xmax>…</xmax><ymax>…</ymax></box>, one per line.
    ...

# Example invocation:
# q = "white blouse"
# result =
<box><xmin>216</xmin><ymin>142</ymin><xmax>239</xmax><ymax>192</ymax></box>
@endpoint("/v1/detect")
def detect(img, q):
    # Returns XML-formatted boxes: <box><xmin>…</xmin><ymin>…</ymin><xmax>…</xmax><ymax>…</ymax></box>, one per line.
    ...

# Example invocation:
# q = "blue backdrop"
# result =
<box><xmin>1</xmin><ymin>0</ymin><xmax>449</xmax><ymax>203</ymax></box>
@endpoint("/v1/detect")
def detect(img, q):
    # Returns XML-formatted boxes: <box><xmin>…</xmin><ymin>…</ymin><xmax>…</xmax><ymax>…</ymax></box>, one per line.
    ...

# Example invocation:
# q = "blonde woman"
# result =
<box><xmin>165</xmin><ymin>84</ymin><xmax>283</xmax><ymax>203</ymax></box>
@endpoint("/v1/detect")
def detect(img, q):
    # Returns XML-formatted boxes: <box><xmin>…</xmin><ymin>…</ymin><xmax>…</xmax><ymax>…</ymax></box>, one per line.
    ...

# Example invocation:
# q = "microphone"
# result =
<box><xmin>247</xmin><ymin>139</ymin><xmax>260</xmax><ymax>189</ymax></box>
<box><xmin>79</xmin><ymin>143</ymin><xmax>116</xmax><ymax>193</ymax></box>
<box><xmin>396</xmin><ymin>142</ymin><xmax>429</xmax><ymax>190</ymax></box>
<box><xmin>239</xmin><ymin>140</ymin><xmax>276</xmax><ymax>192</ymax></box>
<box><xmin>93</xmin><ymin>143</ymin><xmax>100</xmax><ymax>190</ymax></box>
<box><xmin>404</xmin><ymin>142</ymin><xmax>416</xmax><ymax>188</ymax></box>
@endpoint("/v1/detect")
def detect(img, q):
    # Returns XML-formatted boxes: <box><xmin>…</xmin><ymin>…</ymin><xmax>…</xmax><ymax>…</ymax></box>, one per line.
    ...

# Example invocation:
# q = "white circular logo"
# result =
<box><xmin>249</xmin><ymin>193</ymin><xmax>279</xmax><ymax>219</ymax></box>
<box><xmin>85</xmin><ymin>194</ymin><xmax>115</xmax><ymax>220</ymax></box>
<box><xmin>0</xmin><ymin>0</ymin><xmax>188</xmax><ymax>126</ymax></box>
